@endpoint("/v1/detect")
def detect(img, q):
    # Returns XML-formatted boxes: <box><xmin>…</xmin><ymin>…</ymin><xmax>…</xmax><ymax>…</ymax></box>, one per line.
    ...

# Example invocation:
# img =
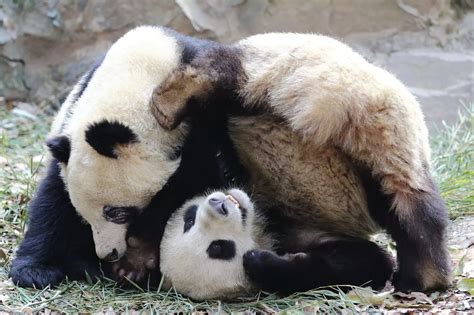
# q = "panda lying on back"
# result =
<box><xmin>160</xmin><ymin>189</ymin><xmax>393</xmax><ymax>300</ymax></box>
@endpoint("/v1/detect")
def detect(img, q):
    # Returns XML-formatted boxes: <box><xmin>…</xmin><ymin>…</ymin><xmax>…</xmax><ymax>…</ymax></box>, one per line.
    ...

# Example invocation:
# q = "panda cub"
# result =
<box><xmin>160</xmin><ymin>189</ymin><xmax>393</xmax><ymax>300</ymax></box>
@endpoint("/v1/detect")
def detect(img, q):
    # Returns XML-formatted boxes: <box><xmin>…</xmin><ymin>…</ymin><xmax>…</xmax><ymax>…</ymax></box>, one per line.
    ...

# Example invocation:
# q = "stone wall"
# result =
<box><xmin>1</xmin><ymin>0</ymin><xmax>473</xmax><ymax>129</ymax></box>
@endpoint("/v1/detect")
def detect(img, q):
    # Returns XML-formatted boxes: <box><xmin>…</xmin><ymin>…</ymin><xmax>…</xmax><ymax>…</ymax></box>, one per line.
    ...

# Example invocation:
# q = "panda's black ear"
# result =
<box><xmin>85</xmin><ymin>120</ymin><xmax>138</xmax><ymax>158</ymax></box>
<box><xmin>46</xmin><ymin>135</ymin><xmax>71</xmax><ymax>164</ymax></box>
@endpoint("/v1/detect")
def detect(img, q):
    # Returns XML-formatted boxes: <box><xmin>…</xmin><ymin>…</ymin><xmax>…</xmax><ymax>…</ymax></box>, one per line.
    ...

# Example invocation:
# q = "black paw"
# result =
<box><xmin>10</xmin><ymin>264</ymin><xmax>65</xmax><ymax>288</ymax></box>
<box><xmin>243</xmin><ymin>249</ymin><xmax>278</xmax><ymax>288</ymax></box>
<box><xmin>393</xmin><ymin>271</ymin><xmax>423</xmax><ymax>293</ymax></box>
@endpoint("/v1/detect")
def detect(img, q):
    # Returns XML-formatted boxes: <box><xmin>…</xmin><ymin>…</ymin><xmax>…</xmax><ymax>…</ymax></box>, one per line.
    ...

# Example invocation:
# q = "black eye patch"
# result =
<box><xmin>207</xmin><ymin>240</ymin><xmax>236</xmax><ymax>260</ymax></box>
<box><xmin>103</xmin><ymin>206</ymin><xmax>139</xmax><ymax>224</ymax></box>
<box><xmin>183</xmin><ymin>205</ymin><xmax>197</xmax><ymax>233</ymax></box>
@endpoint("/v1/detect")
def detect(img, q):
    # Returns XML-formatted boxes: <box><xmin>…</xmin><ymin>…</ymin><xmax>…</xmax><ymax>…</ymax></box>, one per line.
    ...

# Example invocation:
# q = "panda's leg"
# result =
<box><xmin>243</xmin><ymin>239</ymin><xmax>393</xmax><ymax>294</ymax></box>
<box><xmin>277</xmin><ymin>68</ymin><xmax>450</xmax><ymax>292</ymax></box>
<box><xmin>9</xmin><ymin>160</ymin><xmax>101</xmax><ymax>288</ymax></box>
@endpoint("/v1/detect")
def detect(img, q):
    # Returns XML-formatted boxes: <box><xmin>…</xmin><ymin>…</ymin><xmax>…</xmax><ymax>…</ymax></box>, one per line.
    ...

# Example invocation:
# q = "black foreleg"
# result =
<box><xmin>243</xmin><ymin>239</ymin><xmax>393</xmax><ymax>294</ymax></box>
<box><xmin>9</xmin><ymin>160</ymin><xmax>101</xmax><ymax>288</ymax></box>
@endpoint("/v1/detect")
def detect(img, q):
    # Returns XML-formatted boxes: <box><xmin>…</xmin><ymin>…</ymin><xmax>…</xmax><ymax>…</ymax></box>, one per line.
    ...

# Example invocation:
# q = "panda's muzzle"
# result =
<box><xmin>208</xmin><ymin>197</ymin><xmax>229</xmax><ymax>216</ymax></box>
<box><xmin>103</xmin><ymin>248</ymin><xmax>119</xmax><ymax>262</ymax></box>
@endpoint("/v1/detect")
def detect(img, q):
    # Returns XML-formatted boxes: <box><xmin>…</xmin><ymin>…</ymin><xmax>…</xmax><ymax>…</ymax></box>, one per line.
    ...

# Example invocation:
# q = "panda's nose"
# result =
<box><xmin>208</xmin><ymin>197</ymin><xmax>228</xmax><ymax>216</ymax></box>
<box><xmin>103</xmin><ymin>248</ymin><xmax>119</xmax><ymax>262</ymax></box>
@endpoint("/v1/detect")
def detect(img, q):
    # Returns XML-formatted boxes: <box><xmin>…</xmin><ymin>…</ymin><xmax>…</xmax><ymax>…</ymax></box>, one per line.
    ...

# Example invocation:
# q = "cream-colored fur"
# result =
<box><xmin>229</xmin><ymin>114</ymin><xmax>379</xmax><ymax>238</ymax></box>
<box><xmin>234</xmin><ymin>34</ymin><xmax>448</xmax><ymax>290</ymax></box>
<box><xmin>237</xmin><ymin>33</ymin><xmax>431</xmax><ymax>208</ymax></box>
<box><xmin>50</xmin><ymin>26</ymin><xmax>187</xmax><ymax>259</ymax></box>
<box><xmin>148</xmin><ymin>31</ymin><xmax>447</xmax><ymax>291</ymax></box>
<box><xmin>160</xmin><ymin>189</ymin><xmax>272</xmax><ymax>300</ymax></box>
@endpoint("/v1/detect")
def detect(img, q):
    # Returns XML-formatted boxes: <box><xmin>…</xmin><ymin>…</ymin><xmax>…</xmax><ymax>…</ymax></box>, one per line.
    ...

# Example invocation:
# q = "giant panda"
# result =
<box><xmin>9</xmin><ymin>26</ymin><xmax>246</xmax><ymax>288</ymax></box>
<box><xmin>148</xmin><ymin>33</ymin><xmax>451</xmax><ymax>292</ymax></box>
<box><xmin>160</xmin><ymin>188</ymin><xmax>393</xmax><ymax>300</ymax></box>
<box><xmin>10</xmin><ymin>27</ymin><xmax>450</xmax><ymax>294</ymax></box>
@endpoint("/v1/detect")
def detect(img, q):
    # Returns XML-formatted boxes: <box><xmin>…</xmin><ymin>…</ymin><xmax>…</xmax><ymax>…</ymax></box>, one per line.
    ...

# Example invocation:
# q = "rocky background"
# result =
<box><xmin>0</xmin><ymin>0</ymin><xmax>473</xmax><ymax>130</ymax></box>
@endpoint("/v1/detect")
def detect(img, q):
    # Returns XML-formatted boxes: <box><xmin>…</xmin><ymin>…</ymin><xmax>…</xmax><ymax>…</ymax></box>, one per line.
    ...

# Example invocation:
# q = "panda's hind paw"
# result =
<box><xmin>111</xmin><ymin>236</ymin><xmax>158</xmax><ymax>287</ymax></box>
<box><xmin>9</xmin><ymin>264</ymin><xmax>65</xmax><ymax>288</ymax></box>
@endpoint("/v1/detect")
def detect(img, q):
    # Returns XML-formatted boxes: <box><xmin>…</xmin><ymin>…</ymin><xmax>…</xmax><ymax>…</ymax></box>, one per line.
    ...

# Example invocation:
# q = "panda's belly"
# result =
<box><xmin>229</xmin><ymin>115</ymin><xmax>379</xmax><ymax>238</ymax></box>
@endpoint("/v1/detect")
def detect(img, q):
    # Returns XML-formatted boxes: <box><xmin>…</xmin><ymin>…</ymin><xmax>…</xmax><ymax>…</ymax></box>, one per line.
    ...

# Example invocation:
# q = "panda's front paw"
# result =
<box><xmin>112</xmin><ymin>236</ymin><xmax>158</xmax><ymax>286</ymax></box>
<box><xmin>393</xmin><ymin>270</ymin><xmax>423</xmax><ymax>293</ymax></box>
<box><xmin>9</xmin><ymin>263</ymin><xmax>65</xmax><ymax>288</ymax></box>
<box><xmin>243</xmin><ymin>249</ymin><xmax>278</xmax><ymax>289</ymax></box>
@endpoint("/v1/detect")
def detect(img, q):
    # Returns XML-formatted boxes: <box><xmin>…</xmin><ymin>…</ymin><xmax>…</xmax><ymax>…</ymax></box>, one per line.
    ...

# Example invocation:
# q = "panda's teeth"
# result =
<box><xmin>226</xmin><ymin>195</ymin><xmax>240</xmax><ymax>207</ymax></box>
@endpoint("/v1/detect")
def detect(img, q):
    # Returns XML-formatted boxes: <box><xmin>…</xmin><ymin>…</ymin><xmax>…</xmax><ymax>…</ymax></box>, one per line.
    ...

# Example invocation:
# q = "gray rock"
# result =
<box><xmin>0</xmin><ymin>0</ymin><xmax>472</xmax><ymax>131</ymax></box>
<box><xmin>383</xmin><ymin>49</ymin><xmax>473</xmax><ymax>128</ymax></box>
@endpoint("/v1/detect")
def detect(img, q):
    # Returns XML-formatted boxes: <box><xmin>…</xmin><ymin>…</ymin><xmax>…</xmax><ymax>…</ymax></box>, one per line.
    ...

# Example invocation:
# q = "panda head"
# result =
<box><xmin>45</xmin><ymin>26</ymin><xmax>188</xmax><ymax>261</ymax></box>
<box><xmin>160</xmin><ymin>189</ymin><xmax>259</xmax><ymax>300</ymax></box>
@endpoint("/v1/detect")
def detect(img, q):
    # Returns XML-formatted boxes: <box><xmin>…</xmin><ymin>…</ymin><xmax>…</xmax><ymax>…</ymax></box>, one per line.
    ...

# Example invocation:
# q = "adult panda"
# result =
<box><xmin>10</xmin><ymin>27</ymin><xmax>449</xmax><ymax>293</ymax></box>
<box><xmin>9</xmin><ymin>26</ymin><xmax>246</xmax><ymax>288</ymax></box>
<box><xmin>149</xmin><ymin>33</ymin><xmax>451</xmax><ymax>293</ymax></box>
<box><xmin>160</xmin><ymin>188</ymin><xmax>393</xmax><ymax>300</ymax></box>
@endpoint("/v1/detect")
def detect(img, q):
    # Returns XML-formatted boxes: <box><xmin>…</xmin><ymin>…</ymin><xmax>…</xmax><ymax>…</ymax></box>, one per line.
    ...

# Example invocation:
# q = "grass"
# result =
<box><xmin>0</xmin><ymin>104</ymin><xmax>472</xmax><ymax>313</ymax></box>
<box><xmin>431</xmin><ymin>104</ymin><xmax>474</xmax><ymax>218</ymax></box>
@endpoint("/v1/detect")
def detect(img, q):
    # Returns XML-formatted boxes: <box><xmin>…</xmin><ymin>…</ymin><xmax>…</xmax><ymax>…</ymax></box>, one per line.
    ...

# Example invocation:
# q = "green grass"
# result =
<box><xmin>431</xmin><ymin>104</ymin><xmax>474</xmax><ymax>218</ymax></box>
<box><xmin>0</xmin><ymin>104</ymin><xmax>472</xmax><ymax>313</ymax></box>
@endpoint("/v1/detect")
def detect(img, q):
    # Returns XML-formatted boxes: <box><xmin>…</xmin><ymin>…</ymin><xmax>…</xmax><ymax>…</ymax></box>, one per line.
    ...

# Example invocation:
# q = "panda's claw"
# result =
<box><xmin>145</xmin><ymin>258</ymin><xmax>157</xmax><ymax>270</ymax></box>
<box><xmin>118</xmin><ymin>268</ymin><xmax>126</xmax><ymax>278</ymax></box>
<box><xmin>243</xmin><ymin>249</ymin><xmax>274</xmax><ymax>286</ymax></box>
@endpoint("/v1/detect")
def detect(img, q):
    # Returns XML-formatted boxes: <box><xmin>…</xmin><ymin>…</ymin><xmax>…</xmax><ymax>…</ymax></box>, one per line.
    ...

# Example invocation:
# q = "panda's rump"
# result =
<box><xmin>229</xmin><ymin>114</ymin><xmax>379</xmax><ymax>238</ymax></box>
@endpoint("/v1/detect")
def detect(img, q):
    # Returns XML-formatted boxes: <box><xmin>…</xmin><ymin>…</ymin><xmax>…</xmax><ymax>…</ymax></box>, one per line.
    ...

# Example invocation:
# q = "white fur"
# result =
<box><xmin>237</xmin><ymin>33</ymin><xmax>431</xmax><ymax>199</ymax></box>
<box><xmin>52</xmin><ymin>26</ymin><xmax>187</xmax><ymax>259</ymax></box>
<box><xmin>160</xmin><ymin>189</ymin><xmax>272</xmax><ymax>300</ymax></box>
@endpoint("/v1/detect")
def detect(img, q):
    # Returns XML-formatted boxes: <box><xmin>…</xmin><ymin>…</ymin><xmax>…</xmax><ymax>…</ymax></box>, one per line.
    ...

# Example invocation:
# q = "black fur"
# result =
<box><xmin>103</xmin><ymin>249</ymin><xmax>119</xmax><ymax>262</ymax></box>
<box><xmin>124</xmin><ymin>110</ymin><xmax>248</xmax><ymax>286</ymax></box>
<box><xmin>103</xmin><ymin>206</ymin><xmax>140</xmax><ymax>224</ymax></box>
<box><xmin>85</xmin><ymin>120</ymin><xmax>138</xmax><ymax>158</ymax></box>
<box><xmin>207</xmin><ymin>240</ymin><xmax>236</xmax><ymax>260</ymax></box>
<box><xmin>11</xmin><ymin>27</ymin><xmax>248</xmax><ymax>288</ymax></box>
<box><xmin>9</xmin><ymin>161</ymin><xmax>110</xmax><ymax>288</ymax></box>
<box><xmin>46</xmin><ymin>135</ymin><xmax>71</xmax><ymax>164</ymax></box>
<box><xmin>239</xmin><ymin>204</ymin><xmax>248</xmax><ymax>225</ymax></box>
<box><xmin>163</xmin><ymin>28</ymin><xmax>219</xmax><ymax>65</ymax></box>
<box><xmin>243</xmin><ymin>239</ymin><xmax>393</xmax><ymax>294</ymax></box>
<box><xmin>183</xmin><ymin>205</ymin><xmax>197</xmax><ymax>233</ymax></box>
<box><xmin>171</xmin><ymin>43</ymin><xmax>450</xmax><ymax>292</ymax></box>
<box><xmin>361</xmin><ymin>166</ymin><xmax>449</xmax><ymax>292</ymax></box>
<box><xmin>389</xmin><ymin>185</ymin><xmax>449</xmax><ymax>292</ymax></box>
<box><xmin>11</xmin><ymin>109</ymin><xmax>245</xmax><ymax>288</ymax></box>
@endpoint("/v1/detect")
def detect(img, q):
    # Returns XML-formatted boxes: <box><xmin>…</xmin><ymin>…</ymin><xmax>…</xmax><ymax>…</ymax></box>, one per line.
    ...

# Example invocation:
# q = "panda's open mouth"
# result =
<box><xmin>208</xmin><ymin>194</ymin><xmax>241</xmax><ymax>217</ymax></box>
<box><xmin>227</xmin><ymin>194</ymin><xmax>239</xmax><ymax>207</ymax></box>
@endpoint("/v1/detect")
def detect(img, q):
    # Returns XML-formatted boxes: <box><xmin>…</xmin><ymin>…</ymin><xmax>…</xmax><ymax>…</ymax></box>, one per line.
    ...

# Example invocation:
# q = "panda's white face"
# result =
<box><xmin>64</xmin><ymin>132</ymin><xmax>183</xmax><ymax>261</ymax></box>
<box><xmin>48</xmin><ymin>26</ymin><xmax>188</xmax><ymax>261</ymax></box>
<box><xmin>160</xmin><ymin>189</ymin><xmax>257</xmax><ymax>300</ymax></box>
